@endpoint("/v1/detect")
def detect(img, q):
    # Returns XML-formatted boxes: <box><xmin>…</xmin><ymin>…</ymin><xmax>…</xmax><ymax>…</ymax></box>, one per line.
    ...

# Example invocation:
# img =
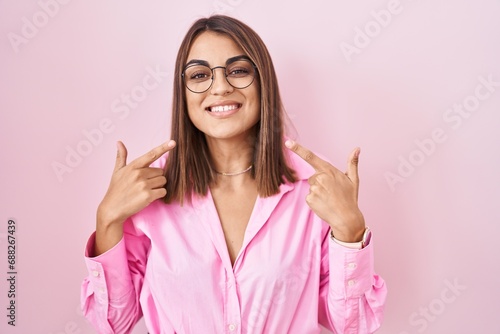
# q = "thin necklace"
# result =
<box><xmin>215</xmin><ymin>165</ymin><xmax>253</xmax><ymax>176</ymax></box>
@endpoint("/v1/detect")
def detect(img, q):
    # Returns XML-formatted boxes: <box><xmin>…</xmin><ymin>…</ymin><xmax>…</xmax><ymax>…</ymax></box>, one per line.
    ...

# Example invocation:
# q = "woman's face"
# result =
<box><xmin>184</xmin><ymin>31</ymin><xmax>260</xmax><ymax>142</ymax></box>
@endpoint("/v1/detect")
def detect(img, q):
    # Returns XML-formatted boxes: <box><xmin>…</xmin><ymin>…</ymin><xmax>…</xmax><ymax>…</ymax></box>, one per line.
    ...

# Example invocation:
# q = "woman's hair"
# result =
<box><xmin>164</xmin><ymin>14</ymin><xmax>296</xmax><ymax>204</ymax></box>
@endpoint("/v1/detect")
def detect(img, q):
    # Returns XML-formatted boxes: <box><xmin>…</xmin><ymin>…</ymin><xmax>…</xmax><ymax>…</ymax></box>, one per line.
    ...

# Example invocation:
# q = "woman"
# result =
<box><xmin>81</xmin><ymin>15</ymin><xmax>387</xmax><ymax>334</ymax></box>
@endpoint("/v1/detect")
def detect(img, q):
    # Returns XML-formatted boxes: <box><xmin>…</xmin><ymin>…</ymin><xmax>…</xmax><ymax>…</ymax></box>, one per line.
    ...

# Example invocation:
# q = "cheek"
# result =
<box><xmin>186</xmin><ymin>93</ymin><xmax>198</xmax><ymax>109</ymax></box>
<box><xmin>246</xmin><ymin>86</ymin><xmax>260</xmax><ymax>110</ymax></box>
<box><xmin>251</xmin><ymin>91</ymin><xmax>261</xmax><ymax>119</ymax></box>
<box><xmin>186</xmin><ymin>94</ymin><xmax>205</xmax><ymax>118</ymax></box>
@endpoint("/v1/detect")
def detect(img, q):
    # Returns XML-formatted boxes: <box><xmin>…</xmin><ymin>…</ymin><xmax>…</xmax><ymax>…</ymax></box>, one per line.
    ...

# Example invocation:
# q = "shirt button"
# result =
<box><xmin>348</xmin><ymin>279</ymin><xmax>356</xmax><ymax>287</ymax></box>
<box><xmin>228</xmin><ymin>324</ymin><xmax>236</xmax><ymax>331</ymax></box>
<box><xmin>92</xmin><ymin>270</ymin><xmax>100</xmax><ymax>277</ymax></box>
<box><xmin>347</xmin><ymin>263</ymin><xmax>357</xmax><ymax>269</ymax></box>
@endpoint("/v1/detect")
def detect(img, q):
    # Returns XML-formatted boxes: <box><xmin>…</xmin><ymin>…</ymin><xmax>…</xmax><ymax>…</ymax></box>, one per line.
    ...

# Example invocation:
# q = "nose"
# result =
<box><xmin>210</xmin><ymin>67</ymin><xmax>233</xmax><ymax>95</ymax></box>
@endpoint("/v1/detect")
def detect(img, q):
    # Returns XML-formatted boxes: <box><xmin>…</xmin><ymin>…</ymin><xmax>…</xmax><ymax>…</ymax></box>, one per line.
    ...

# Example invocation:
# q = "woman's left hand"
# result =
<box><xmin>285</xmin><ymin>140</ymin><xmax>366</xmax><ymax>242</ymax></box>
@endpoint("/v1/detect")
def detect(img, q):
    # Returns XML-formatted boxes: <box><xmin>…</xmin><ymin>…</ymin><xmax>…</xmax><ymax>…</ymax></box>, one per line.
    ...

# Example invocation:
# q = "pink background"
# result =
<box><xmin>1</xmin><ymin>0</ymin><xmax>499</xmax><ymax>333</ymax></box>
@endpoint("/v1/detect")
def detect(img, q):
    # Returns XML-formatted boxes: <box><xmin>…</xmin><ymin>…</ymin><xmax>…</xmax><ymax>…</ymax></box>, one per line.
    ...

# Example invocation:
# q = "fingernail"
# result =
<box><xmin>167</xmin><ymin>140</ymin><xmax>175</xmax><ymax>147</ymax></box>
<box><xmin>285</xmin><ymin>140</ymin><xmax>294</xmax><ymax>148</ymax></box>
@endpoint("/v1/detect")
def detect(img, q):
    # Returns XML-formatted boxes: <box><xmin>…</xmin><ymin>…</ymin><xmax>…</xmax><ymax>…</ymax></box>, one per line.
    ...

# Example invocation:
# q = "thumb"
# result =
<box><xmin>346</xmin><ymin>147</ymin><xmax>360</xmax><ymax>192</ymax></box>
<box><xmin>114</xmin><ymin>141</ymin><xmax>128</xmax><ymax>171</ymax></box>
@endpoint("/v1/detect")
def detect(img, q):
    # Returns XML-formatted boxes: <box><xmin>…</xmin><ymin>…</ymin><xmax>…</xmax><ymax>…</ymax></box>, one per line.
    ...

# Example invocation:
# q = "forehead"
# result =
<box><xmin>186</xmin><ymin>31</ymin><xmax>246</xmax><ymax>65</ymax></box>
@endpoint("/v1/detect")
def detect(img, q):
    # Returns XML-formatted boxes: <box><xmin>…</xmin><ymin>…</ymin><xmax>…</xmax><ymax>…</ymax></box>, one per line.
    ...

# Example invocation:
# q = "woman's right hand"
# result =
<box><xmin>94</xmin><ymin>140</ymin><xmax>176</xmax><ymax>256</ymax></box>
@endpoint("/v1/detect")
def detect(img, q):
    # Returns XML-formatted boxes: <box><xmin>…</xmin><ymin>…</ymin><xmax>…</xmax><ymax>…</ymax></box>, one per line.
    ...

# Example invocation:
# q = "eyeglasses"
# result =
<box><xmin>182</xmin><ymin>56</ymin><xmax>257</xmax><ymax>93</ymax></box>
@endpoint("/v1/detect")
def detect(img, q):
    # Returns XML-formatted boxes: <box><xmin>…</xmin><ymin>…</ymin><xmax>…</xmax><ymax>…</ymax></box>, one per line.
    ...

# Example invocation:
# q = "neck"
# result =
<box><xmin>206</xmin><ymin>136</ymin><xmax>255</xmax><ymax>176</ymax></box>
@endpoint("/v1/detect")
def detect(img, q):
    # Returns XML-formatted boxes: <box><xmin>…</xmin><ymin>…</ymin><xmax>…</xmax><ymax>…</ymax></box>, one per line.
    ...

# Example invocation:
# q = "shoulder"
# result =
<box><xmin>285</xmin><ymin>146</ymin><xmax>330</xmax><ymax>181</ymax></box>
<box><xmin>149</xmin><ymin>151</ymin><xmax>169</xmax><ymax>169</ymax></box>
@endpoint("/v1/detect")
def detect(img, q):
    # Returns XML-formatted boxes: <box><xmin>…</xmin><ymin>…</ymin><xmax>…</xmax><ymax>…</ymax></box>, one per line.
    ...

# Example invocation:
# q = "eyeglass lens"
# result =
<box><xmin>183</xmin><ymin>59</ymin><xmax>255</xmax><ymax>93</ymax></box>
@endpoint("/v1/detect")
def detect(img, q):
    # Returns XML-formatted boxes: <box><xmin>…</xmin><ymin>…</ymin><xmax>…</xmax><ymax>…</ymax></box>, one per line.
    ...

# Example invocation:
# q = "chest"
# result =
<box><xmin>141</xmin><ymin>180</ymin><xmax>324</xmax><ymax>274</ymax></box>
<box><xmin>141</xmin><ymin>196</ymin><xmax>324</xmax><ymax>333</ymax></box>
<box><xmin>144</xmin><ymin>189</ymin><xmax>323</xmax><ymax>287</ymax></box>
<box><xmin>210</xmin><ymin>184</ymin><xmax>258</xmax><ymax>265</ymax></box>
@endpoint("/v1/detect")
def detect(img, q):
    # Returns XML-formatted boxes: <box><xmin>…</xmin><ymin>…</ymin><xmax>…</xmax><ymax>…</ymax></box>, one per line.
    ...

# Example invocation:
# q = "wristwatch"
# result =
<box><xmin>331</xmin><ymin>227</ymin><xmax>371</xmax><ymax>250</ymax></box>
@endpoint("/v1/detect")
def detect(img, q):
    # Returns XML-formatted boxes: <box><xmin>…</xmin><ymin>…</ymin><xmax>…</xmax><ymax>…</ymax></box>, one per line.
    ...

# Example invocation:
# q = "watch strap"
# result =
<box><xmin>331</xmin><ymin>227</ymin><xmax>371</xmax><ymax>249</ymax></box>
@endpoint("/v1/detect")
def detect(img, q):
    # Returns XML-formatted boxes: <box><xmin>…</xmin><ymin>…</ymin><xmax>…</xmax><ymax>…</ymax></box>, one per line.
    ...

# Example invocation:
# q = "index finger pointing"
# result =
<box><xmin>133</xmin><ymin>140</ymin><xmax>176</xmax><ymax>168</ymax></box>
<box><xmin>285</xmin><ymin>140</ymin><xmax>328</xmax><ymax>171</ymax></box>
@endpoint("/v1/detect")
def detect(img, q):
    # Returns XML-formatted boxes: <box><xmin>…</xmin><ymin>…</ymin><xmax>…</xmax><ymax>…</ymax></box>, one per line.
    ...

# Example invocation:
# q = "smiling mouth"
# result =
<box><xmin>206</xmin><ymin>104</ymin><xmax>242</xmax><ymax>113</ymax></box>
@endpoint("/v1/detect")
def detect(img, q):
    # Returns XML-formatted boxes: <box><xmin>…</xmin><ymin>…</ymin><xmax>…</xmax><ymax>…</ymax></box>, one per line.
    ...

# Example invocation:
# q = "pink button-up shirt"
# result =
<box><xmin>81</xmin><ymin>150</ymin><xmax>387</xmax><ymax>334</ymax></box>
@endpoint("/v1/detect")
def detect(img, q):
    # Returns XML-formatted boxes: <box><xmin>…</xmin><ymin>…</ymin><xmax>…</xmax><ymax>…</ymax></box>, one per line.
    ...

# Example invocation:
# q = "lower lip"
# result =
<box><xmin>206</xmin><ymin>106</ymin><xmax>241</xmax><ymax>118</ymax></box>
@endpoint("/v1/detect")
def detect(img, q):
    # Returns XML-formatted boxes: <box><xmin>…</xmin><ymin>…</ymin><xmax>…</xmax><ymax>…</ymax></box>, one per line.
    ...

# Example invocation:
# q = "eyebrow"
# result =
<box><xmin>184</xmin><ymin>55</ymin><xmax>251</xmax><ymax>68</ymax></box>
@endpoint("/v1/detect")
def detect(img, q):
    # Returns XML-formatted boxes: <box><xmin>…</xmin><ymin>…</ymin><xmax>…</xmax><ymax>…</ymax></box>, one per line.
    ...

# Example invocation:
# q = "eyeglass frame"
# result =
<box><xmin>181</xmin><ymin>55</ymin><xmax>258</xmax><ymax>94</ymax></box>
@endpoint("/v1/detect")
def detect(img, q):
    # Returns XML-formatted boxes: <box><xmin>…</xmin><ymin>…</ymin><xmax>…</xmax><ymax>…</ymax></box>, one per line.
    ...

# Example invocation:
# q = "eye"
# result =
<box><xmin>185</xmin><ymin>65</ymin><xmax>211</xmax><ymax>81</ymax></box>
<box><xmin>228</xmin><ymin>67</ymin><xmax>249</xmax><ymax>77</ymax></box>
<box><xmin>227</xmin><ymin>61</ymin><xmax>252</xmax><ymax>77</ymax></box>
<box><xmin>191</xmin><ymin>72</ymin><xmax>210</xmax><ymax>80</ymax></box>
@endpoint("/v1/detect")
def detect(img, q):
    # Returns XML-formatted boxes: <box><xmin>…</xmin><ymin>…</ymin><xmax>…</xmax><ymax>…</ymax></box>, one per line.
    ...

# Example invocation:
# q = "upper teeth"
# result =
<box><xmin>210</xmin><ymin>104</ymin><xmax>239</xmax><ymax>112</ymax></box>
